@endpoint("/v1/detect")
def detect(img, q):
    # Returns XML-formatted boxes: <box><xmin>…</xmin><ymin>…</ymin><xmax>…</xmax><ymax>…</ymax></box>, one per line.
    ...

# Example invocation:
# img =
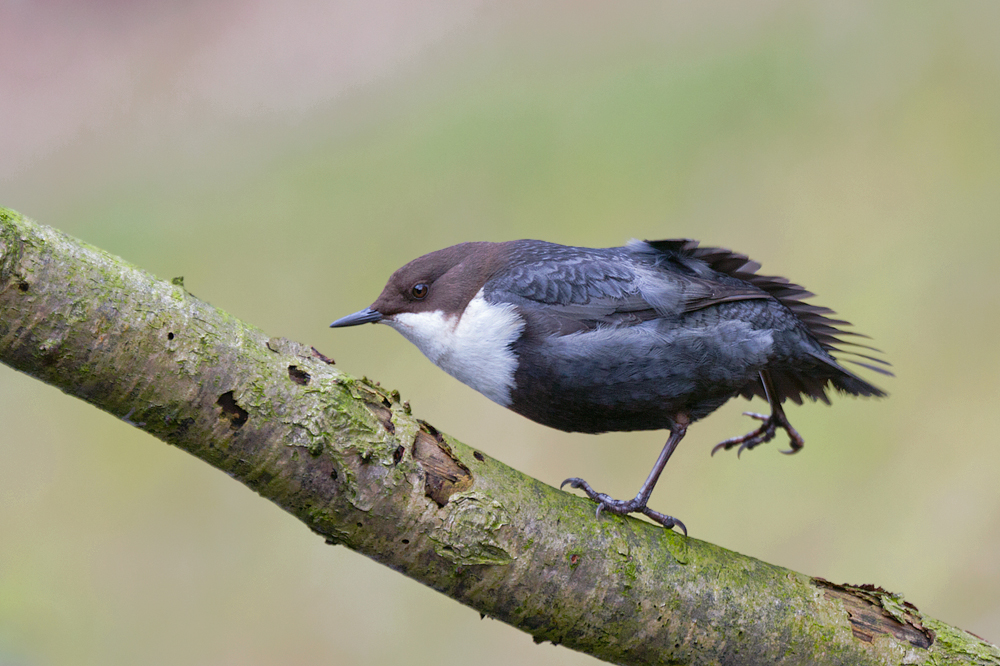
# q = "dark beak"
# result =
<box><xmin>329</xmin><ymin>307</ymin><xmax>383</xmax><ymax>328</ymax></box>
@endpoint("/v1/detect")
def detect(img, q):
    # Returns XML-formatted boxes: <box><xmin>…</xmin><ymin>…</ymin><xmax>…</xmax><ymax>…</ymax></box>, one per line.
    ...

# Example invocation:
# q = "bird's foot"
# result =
<box><xmin>560</xmin><ymin>477</ymin><xmax>687</xmax><ymax>535</ymax></box>
<box><xmin>711</xmin><ymin>409</ymin><xmax>805</xmax><ymax>457</ymax></box>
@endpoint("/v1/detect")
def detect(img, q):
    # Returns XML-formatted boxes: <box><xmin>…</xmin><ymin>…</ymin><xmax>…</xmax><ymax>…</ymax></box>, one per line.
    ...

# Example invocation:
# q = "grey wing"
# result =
<box><xmin>484</xmin><ymin>245</ymin><xmax>769</xmax><ymax>335</ymax></box>
<box><xmin>483</xmin><ymin>254</ymin><xmax>650</xmax><ymax>334</ymax></box>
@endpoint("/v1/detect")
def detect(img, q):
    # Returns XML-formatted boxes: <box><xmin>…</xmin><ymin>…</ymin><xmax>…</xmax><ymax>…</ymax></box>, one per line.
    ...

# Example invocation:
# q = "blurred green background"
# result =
<box><xmin>2</xmin><ymin>1</ymin><xmax>999</xmax><ymax>664</ymax></box>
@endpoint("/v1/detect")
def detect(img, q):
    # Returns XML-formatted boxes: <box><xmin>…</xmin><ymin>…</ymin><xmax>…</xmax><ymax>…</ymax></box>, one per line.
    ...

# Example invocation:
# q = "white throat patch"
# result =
<box><xmin>385</xmin><ymin>290</ymin><xmax>524</xmax><ymax>406</ymax></box>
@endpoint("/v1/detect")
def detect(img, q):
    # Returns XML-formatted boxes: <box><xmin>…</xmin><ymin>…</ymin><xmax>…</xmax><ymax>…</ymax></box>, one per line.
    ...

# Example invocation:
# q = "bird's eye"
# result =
<box><xmin>411</xmin><ymin>283</ymin><xmax>429</xmax><ymax>300</ymax></box>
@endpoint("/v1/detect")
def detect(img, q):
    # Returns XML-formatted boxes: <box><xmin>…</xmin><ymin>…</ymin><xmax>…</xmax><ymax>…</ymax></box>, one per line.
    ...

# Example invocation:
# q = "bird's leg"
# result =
<box><xmin>561</xmin><ymin>415</ymin><xmax>689</xmax><ymax>535</ymax></box>
<box><xmin>711</xmin><ymin>371</ymin><xmax>805</xmax><ymax>457</ymax></box>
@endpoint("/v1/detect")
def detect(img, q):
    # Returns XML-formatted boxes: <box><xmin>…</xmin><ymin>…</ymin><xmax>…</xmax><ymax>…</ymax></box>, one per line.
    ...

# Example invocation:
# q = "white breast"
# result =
<box><xmin>384</xmin><ymin>290</ymin><xmax>524</xmax><ymax>406</ymax></box>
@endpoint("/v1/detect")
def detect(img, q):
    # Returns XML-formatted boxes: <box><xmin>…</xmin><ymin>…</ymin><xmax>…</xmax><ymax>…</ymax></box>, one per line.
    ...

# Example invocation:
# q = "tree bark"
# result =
<box><xmin>0</xmin><ymin>207</ymin><xmax>996</xmax><ymax>666</ymax></box>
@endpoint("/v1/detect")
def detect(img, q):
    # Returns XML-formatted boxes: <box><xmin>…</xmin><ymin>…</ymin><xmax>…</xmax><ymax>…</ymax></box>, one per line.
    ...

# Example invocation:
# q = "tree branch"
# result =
<box><xmin>0</xmin><ymin>207</ymin><xmax>996</xmax><ymax>666</ymax></box>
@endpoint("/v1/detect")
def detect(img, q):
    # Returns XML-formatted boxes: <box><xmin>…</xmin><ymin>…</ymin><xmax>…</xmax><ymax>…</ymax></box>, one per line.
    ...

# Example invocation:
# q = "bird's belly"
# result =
<box><xmin>509</xmin><ymin>321</ymin><xmax>774</xmax><ymax>433</ymax></box>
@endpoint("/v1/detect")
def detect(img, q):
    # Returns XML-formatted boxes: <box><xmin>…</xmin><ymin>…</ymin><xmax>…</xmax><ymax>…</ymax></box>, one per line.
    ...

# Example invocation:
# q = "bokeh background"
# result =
<box><xmin>2</xmin><ymin>1</ymin><xmax>999</xmax><ymax>664</ymax></box>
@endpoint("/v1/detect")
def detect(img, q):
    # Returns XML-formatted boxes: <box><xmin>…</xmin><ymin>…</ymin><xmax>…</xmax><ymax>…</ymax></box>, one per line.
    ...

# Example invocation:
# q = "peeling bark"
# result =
<box><xmin>814</xmin><ymin>579</ymin><xmax>934</xmax><ymax>648</ymax></box>
<box><xmin>413</xmin><ymin>420</ymin><xmax>474</xmax><ymax>506</ymax></box>
<box><xmin>1</xmin><ymin>207</ymin><xmax>998</xmax><ymax>666</ymax></box>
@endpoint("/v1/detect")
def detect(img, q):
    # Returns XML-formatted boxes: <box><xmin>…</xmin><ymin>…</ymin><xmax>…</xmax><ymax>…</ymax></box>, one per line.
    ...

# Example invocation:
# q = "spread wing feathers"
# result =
<box><xmin>644</xmin><ymin>239</ymin><xmax>892</xmax><ymax>403</ymax></box>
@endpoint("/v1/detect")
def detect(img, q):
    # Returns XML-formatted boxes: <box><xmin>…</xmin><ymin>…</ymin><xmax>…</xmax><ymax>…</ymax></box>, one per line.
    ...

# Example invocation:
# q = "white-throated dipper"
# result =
<box><xmin>330</xmin><ymin>239</ymin><xmax>890</xmax><ymax>534</ymax></box>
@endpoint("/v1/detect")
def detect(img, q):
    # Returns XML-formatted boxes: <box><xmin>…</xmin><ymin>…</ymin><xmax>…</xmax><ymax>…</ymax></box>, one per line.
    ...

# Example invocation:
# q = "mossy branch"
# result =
<box><xmin>0</xmin><ymin>207</ymin><xmax>996</xmax><ymax>666</ymax></box>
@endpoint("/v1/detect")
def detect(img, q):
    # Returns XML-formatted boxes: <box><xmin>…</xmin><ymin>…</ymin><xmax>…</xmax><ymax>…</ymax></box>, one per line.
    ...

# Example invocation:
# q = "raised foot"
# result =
<box><xmin>560</xmin><ymin>477</ymin><xmax>687</xmax><ymax>536</ymax></box>
<box><xmin>711</xmin><ymin>409</ymin><xmax>805</xmax><ymax>457</ymax></box>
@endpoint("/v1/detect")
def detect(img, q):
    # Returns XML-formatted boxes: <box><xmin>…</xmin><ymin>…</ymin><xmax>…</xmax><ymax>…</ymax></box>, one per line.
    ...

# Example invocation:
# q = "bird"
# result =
<box><xmin>330</xmin><ymin>238</ymin><xmax>891</xmax><ymax>534</ymax></box>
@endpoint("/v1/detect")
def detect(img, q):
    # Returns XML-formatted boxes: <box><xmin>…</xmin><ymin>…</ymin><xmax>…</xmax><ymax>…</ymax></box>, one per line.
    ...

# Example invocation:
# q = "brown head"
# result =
<box><xmin>330</xmin><ymin>241</ymin><xmax>510</xmax><ymax>328</ymax></box>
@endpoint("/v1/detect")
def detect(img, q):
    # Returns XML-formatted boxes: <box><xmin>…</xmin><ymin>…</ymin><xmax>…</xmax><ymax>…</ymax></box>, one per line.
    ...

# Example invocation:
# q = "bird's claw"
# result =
<box><xmin>711</xmin><ymin>409</ymin><xmax>804</xmax><ymax>457</ymax></box>
<box><xmin>641</xmin><ymin>507</ymin><xmax>687</xmax><ymax>536</ymax></box>
<box><xmin>560</xmin><ymin>477</ymin><xmax>584</xmax><ymax>490</ymax></box>
<box><xmin>560</xmin><ymin>477</ymin><xmax>686</xmax><ymax>534</ymax></box>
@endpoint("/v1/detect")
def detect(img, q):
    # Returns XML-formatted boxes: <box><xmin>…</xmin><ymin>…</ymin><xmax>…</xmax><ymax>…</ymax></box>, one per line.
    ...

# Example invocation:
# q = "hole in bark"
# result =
<box><xmin>18</xmin><ymin>281</ymin><xmax>29</xmax><ymax>292</ymax></box>
<box><xmin>473</xmin><ymin>451</ymin><xmax>485</xmax><ymax>461</ymax></box>
<box><xmin>216</xmin><ymin>391</ymin><xmax>248</xmax><ymax>430</ymax></box>
<box><xmin>401</xmin><ymin>539</ymin><xmax>409</xmax><ymax>544</ymax></box>
<box><xmin>356</xmin><ymin>522</ymin><xmax>363</xmax><ymax>528</ymax></box>
<box><xmin>331</xmin><ymin>468</ymin><xmax>338</xmax><ymax>480</ymax></box>
<box><xmin>392</xmin><ymin>445</ymin><xmax>404</xmax><ymax>465</ymax></box>
<box><xmin>167</xmin><ymin>332</ymin><xmax>174</xmax><ymax>340</ymax></box>
<box><xmin>288</xmin><ymin>365</ymin><xmax>311</xmax><ymax>385</ymax></box>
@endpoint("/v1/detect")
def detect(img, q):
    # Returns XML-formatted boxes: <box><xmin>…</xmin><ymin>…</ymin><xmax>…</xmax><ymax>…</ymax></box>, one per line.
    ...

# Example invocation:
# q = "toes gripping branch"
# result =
<box><xmin>560</xmin><ymin>416</ymin><xmax>690</xmax><ymax>535</ymax></box>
